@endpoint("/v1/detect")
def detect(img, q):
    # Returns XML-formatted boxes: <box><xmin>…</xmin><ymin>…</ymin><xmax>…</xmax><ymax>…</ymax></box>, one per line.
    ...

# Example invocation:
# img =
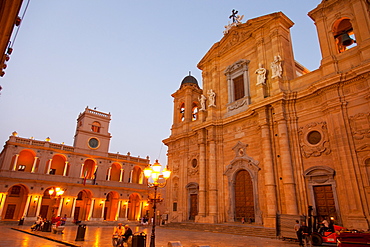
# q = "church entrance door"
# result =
<box><xmin>189</xmin><ymin>194</ymin><xmax>198</xmax><ymax>220</ymax></box>
<box><xmin>313</xmin><ymin>185</ymin><xmax>337</xmax><ymax>220</ymax></box>
<box><xmin>234</xmin><ymin>170</ymin><xmax>254</xmax><ymax>222</ymax></box>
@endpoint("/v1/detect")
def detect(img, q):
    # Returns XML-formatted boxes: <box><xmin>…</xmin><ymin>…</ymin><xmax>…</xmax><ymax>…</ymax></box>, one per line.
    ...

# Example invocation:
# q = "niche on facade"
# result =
<box><xmin>298</xmin><ymin>122</ymin><xmax>331</xmax><ymax>158</ymax></box>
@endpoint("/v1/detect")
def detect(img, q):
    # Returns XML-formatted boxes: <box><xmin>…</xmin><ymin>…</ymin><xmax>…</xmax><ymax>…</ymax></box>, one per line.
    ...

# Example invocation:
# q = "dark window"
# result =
<box><xmin>49</xmin><ymin>169</ymin><xmax>56</xmax><ymax>175</ymax></box>
<box><xmin>233</xmin><ymin>75</ymin><xmax>245</xmax><ymax>101</ymax></box>
<box><xmin>192</xmin><ymin>159</ymin><xmax>198</xmax><ymax>168</ymax></box>
<box><xmin>173</xmin><ymin>202</ymin><xmax>178</xmax><ymax>211</ymax></box>
<box><xmin>307</xmin><ymin>131</ymin><xmax>322</xmax><ymax>145</ymax></box>
<box><xmin>10</xmin><ymin>186</ymin><xmax>21</xmax><ymax>196</ymax></box>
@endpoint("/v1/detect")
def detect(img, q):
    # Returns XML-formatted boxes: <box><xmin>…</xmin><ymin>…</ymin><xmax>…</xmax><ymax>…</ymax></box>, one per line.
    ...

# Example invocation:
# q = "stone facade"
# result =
<box><xmin>0</xmin><ymin>107</ymin><xmax>151</xmax><ymax>223</ymax></box>
<box><xmin>163</xmin><ymin>0</ymin><xmax>370</xmax><ymax>230</ymax></box>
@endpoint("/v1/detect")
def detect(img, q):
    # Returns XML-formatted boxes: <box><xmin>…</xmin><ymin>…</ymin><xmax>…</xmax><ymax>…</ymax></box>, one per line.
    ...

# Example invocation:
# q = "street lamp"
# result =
<box><xmin>144</xmin><ymin>160</ymin><xmax>171</xmax><ymax>247</ymax></box>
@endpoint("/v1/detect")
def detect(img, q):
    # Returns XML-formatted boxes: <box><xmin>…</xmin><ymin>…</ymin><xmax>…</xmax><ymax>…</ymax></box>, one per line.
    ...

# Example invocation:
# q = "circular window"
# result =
<box><xmin>192</xmin><ymin>159</ymin><xmax>198</xmax><ymax>168</ymax></box>
<box><xmin>88</xmin><ymin>137</ymin><xmax>100</xmax><ymax>149</ymax></box>
<box><xmin>307</xmin><ymin>131</ymin><xmax>322</xmax><ymax>145</ymax></box>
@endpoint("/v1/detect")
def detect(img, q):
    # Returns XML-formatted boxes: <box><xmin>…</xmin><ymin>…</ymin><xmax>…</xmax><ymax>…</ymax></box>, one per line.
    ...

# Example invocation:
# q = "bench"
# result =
<box><xmin>52</xmin><ymin>226</ymin><xmax>65</xmax><ymax>234</ymax></box>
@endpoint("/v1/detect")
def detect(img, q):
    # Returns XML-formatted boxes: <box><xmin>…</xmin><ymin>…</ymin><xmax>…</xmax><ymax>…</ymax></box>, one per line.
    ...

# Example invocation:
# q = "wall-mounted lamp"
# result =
<box><xmin>99</xmin><ymin>200</ymin><xmax>105</xmax><ymax>206</ymax></box>
<box><xmin>65</xmin><ymin>198</ymin><xmax>71</xmax><ymax>205</ymax></box>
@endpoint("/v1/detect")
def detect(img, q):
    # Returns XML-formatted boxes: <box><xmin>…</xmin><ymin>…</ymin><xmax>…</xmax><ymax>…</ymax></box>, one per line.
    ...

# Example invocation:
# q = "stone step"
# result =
<box><xmin>162</xmin><ymin>222</ymin><xmax>276</xmax><ymax>239</ymax></box>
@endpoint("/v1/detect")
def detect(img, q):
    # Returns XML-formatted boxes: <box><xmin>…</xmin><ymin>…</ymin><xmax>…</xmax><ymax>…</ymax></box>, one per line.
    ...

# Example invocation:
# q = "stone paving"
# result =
<box><xmin>2</xmin><ymin>224</ymin><xmax>303</xmax><ymax>247</ymax></box>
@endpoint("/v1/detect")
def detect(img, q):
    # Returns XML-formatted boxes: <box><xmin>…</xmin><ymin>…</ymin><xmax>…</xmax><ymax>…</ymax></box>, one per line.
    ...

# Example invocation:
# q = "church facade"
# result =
<box><xmin>0</xmin><ymin>107</ymin><xmax>151</xmax><ymax>223</ymax></box>
<box><xmin>163</xmin><ymin>0</ymin><xmax>370</xmax><ymax>230</ymax></box>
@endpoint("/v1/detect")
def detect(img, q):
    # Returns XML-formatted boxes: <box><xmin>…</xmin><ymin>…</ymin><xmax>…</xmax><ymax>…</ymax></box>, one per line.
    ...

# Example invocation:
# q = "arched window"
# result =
<box><xmin>192</xmin><ymin>103</ymin><xmax>198</xmax><ymax>121</ymax></box>
<box><xmin>333</xmin><ymin>18</ymin><xmax>357</xmax><ymax>53</ymax></box>
<box><xmin>179</xmin><ymin>103</ymin><xmax>185</xmax><ymax>122</ymax></box>
<box><xmin>91</xmin><ymin>121</ymin><xmax>101</xmax><ymax>133</ymax></box>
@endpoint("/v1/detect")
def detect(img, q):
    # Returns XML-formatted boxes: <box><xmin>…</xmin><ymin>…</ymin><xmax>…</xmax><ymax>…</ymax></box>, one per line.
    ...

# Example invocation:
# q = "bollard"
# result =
<box><xmin>75</xmin><ymin>224</ymin><xmax>86</xmax><ymax>241</ymax></box>
<box><xmin>132</xmin><ymin>232</ymin><xmax>146</xmax><ymax>247</ymax></box>
<box><xmin>168</xmin><ymin>241</ymin><xmax>182</xmax><ymax>247</ymax></box>
<box><xmin>18</xmin><ymin>218</ymin><xmax>24</xmax><ymax>226</ymax></box>
<box><xmin>42</xmin><ymin>221</ymin><xmax>52</xmax><ymax>232</ymax></box>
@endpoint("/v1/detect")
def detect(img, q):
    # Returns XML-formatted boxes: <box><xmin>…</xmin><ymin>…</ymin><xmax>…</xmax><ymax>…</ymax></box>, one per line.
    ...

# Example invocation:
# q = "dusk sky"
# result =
<box><xmin>0</xmin><ymin>0</ymin><xmax>321</xmax><ymax>164</ymax></box>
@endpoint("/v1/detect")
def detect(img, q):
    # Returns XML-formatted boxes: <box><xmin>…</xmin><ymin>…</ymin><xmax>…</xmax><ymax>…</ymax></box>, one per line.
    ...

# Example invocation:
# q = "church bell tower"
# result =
<box><xmin>73</xmin><ymin>107</ymin><xmax>112</xmax><ymax>154</ymax></box>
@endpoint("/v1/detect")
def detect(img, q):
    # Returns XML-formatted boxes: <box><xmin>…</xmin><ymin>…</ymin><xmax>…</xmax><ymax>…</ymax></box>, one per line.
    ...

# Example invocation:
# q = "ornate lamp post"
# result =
<box><xmin>144</xmin><ymin>160</ymin><xmax>171</xmax><ymax>247</ymax></box>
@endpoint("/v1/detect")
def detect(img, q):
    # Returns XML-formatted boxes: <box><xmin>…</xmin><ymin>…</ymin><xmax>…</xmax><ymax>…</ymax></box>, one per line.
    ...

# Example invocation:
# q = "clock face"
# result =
<box><xmin>88</xmin><ymin>137</ymin><xmax>99</xmax><ymax>149</ymax></box>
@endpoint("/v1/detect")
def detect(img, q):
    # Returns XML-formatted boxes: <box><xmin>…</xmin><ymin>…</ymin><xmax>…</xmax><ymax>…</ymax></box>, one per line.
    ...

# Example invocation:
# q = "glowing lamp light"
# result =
<box><xmin>152</xmin><ymin>160</ymin><xmax>162</xmax><ymax>173</ymax></box>
<box><xmin>162</xmin><ymin>166</ymin><xmax>171</xmax><ymax>179</ymax></box>
<box><xmin>48</xmin><ymin>189</ymin><xmax>54</xmax><ymax>195</ymax></box>
<box><xmin>144</xmin><ymin>166</ymin><xmax>153</xmax><ymax>179</ymax></box>
<box><xmin>45</xmin><ymin>137</ymin><xmax>51</xmax><ymax>142</ymax></box>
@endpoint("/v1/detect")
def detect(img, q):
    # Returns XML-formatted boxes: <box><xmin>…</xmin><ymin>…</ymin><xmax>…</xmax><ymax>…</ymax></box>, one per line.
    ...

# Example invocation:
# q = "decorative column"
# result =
<box><xmin>35</xmin><ymin>196</ymin><xmax>42</xmax><ymax>217</ymax></box>
<box><xmin>197</xmin><ymin>136</ymin><xmax>206</xmax><ymax>218</ymax></box>
<box><xmin>208</xmin><ymin>139</ymin><xmax>217</xmax><ymax>221</ymax></box>
<box><xmin>107</xmin><ymin>167</ymin><xmax>112</xmax><ymax>181</ymax></box>
<box><xmin>115</xmin><ymin>200</ymin><xmax>121</xmax><ymax>220</ymax></box>
<box><xmin>23</xmin><ymin>195</ymin><xmax>32</xmax><ymax>217</ymax></box>
<box><xmin>259</xmin><ymin>108</ymin><xmax>278</xmax><ymax>227</ymax></box>
<box><xmin>46</xmin><ymin>159</ymin><xmax>52</xmax><ymax>174</ymax></box>
<box><xmin>0</xmin><ymin>193</ymin><xmax>7</xmax><ymax>219</ymax></box>
<box><xmin>125</xmin><ymin>202</ymin><xmax>129</xmax><ymax>218</ymax></box>
<box><xmin>31</xmin><ymin>157</ymin><xmax>38</xmax><ymax>173</ymax></box>
<box><xmin>129</xmin><ymin>170</ymin><xmax>133</xmax><ymax>183</ymax></box>
<box><xmin>70</xmin><ymin>197</ymin><xmax>77</xmax><ymax>219</ymax></box>
<box><xmin>57</xmin><ymin>198</ymin><xmax>64</xmax><ymax>216</ymax></box>
<box><xmin>80</xmin><ymin>164</ymin><xmax>85</xmax><ymax>177</ymax></box>
<box><xmin>12</xmin><ymin>154</ymin><xmax>19</xmax><ymax>171</ymax></box>
<box><xmin>88</xmin><ymin>199</ymin><xmax>95</xmax><ymax>220</ymax></box>
<box><xmin>100</xmin><ymin>200</ymin><xmax>105</xmax><ymax>219</ymax></box>
<box><xmin>276</xmin><ymin>117</ymin><xmax>298</xmax><ymax>215</ymax></box>
<box><xmin>63</xmin><ymin>161</ymin><xmax>68</xmax><ymax>176</ymax></box>
<box><xmin>119</xmin><ymin>169</ymin><xmax>124</xmax><ymax>182</ymax></box>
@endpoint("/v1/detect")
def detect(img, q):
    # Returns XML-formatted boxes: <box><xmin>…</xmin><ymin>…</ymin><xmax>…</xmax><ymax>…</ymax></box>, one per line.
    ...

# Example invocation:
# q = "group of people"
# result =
<box><xmin>112</xmin><ymin>223</ymin><xmax>133</xmax><ymax>247</ymax></box>
<box><xmin>294</xmin><ymin>220</ymin><xmax>312</xmax><ymax>247</ymax></box>
<box><xmin>294</xmin><ymin>217</ymin><xmax>333</xmax><ymax>247</ymax></box>
<box><xmin>31</xmin><ymin>214</ymin><xmax>67</xmax><ymax>231</ymax></box>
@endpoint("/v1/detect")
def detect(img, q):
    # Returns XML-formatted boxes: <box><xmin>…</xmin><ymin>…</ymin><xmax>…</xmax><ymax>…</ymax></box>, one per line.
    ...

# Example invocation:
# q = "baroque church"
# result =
<box><xmin>163</xmin><ymin>0</ymin><xmax>370</xmax><ymax>232</ymax></box>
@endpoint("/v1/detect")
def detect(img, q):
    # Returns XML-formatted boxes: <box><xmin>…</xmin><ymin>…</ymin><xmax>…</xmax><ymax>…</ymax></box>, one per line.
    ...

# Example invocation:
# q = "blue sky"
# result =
<box><xmin>0</xmin><ymin>0</ymin><xmax>321</xmax><ymax>164</ymax></box>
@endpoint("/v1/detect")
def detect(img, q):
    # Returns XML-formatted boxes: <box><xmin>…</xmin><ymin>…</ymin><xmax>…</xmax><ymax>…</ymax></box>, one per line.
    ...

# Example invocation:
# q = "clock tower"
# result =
<box><xmin>73</xmin><ymin>107</ymin><xmax>112</xmax><ymax>154</ymax></box>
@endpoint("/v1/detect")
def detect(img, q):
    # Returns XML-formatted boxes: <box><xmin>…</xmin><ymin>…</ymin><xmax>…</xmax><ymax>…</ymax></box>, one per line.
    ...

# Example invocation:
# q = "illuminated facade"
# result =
<box><xmin>0</xmin><ymin>107</ymin><xmax>151</xmax><ymax>223</ymax></box>
<box><xmin>164</xmin><ymin>0</ymin><xmax>370</xmax><ymax>231</ymax></box>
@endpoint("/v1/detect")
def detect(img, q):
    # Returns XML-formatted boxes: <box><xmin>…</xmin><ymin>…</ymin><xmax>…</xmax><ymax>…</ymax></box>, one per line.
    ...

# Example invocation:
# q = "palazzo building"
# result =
<box><xmin>163</xmin><ymin>0</ymin><xmax>370</xmax><ymax>231</ymax></box>
<box><xmin>0</xmin><ymin>107</ymin><xmax>151</xmax><ymax>223</ymax></box>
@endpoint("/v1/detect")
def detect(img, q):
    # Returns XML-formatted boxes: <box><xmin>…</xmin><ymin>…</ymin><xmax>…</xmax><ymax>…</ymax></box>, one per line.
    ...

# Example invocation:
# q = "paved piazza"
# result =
<box><xmin>0</xmin><ymin>225</ymin><xmax>301</xmax><ymax>247</ymax></box>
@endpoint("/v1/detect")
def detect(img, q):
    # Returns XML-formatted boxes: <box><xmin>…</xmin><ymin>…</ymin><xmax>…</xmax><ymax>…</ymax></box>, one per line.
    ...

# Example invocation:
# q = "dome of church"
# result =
<box><xmin>181</xmin><ymin>75</ymin><xmax>198</xmax><ymax>87</ymax></box>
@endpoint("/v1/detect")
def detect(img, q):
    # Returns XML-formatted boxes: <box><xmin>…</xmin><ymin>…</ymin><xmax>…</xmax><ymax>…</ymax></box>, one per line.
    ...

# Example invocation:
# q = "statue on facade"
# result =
<box><xmin>208</xmin><ymin>89</ymin><xmax>216</xmax><ymax>107</ymax></box>
<box><xmin>199</xmin><ymin>94</ymin><xmax>207</xmax><ymax>111</ymax></box>
<box><xmin>224</xmin><ymin>10</ymin><xmax>244</xmax><ymax>35</ymax></box>
<box><xmin>255</xmin><ymin>63</ymin><xmax>267</xmax><ymax>85</ymax></box>
<box><xmin>271</xmin><ymin>55</ymin><xmax>282</xmax><ymax>79</ymax></box>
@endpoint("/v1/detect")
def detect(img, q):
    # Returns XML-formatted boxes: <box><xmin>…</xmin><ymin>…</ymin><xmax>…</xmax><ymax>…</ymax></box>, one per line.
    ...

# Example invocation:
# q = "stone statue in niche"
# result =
<box><xmin>271</xmin><ymin>55</ymin><xmax>282</xmax><ymax>79</ymax></box>
<box><xmin>255</xmin><ymin>63</ymin><xmax>267</xmax><ymax>85</ymax></box>
<box><xmin>207</xmin><ymin>89</ymin><xmax>216</xmax><ymax>107</ymax></box>
<box><xmin>199</xmin><ymin>94</ymin><xmax>207</xmax><ymax>111</ymax></box>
